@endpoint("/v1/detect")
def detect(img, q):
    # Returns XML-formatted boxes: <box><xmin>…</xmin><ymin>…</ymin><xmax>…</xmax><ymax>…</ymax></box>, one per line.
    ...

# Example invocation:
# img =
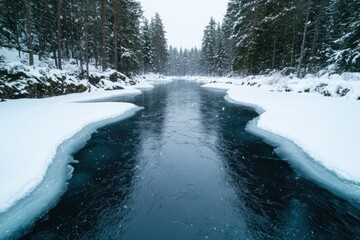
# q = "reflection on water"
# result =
<box><xmin>21</xmin><ymin>80</ymin><xmax>360</xmax><ymax>239</ymax></box>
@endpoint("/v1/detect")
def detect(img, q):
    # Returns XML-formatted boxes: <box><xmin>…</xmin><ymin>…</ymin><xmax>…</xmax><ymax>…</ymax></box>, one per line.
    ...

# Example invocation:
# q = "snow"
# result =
<box><xmin>0</xmin><ymin>47</ymin><xmax>140</xmax><ymax>98</ymax></box>
<box><xmin>193</xmin><ymin>72</ymin><xmax>360</xmax><ymax>100</ymax></box>
<box><xmin>202</xmin><ymin>81</ymin><xmax>360</xmax><ymax>198</ymax></box>
<box><xmin>0</xmin><ymin>88</ymin><xmax>142</xmax><ymax>214</ymax></box>
<box><xmin>135</xmin><ymin>73</ymin><xmax>174</xmax><ymax>85</ymax></box>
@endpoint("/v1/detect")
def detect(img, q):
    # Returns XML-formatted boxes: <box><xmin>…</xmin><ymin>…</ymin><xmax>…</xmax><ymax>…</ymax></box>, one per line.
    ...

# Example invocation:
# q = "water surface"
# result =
<box><xmin>21</xmin><ymin>80</ymin><xmax>360</xmax><ymax>239</ymax></box>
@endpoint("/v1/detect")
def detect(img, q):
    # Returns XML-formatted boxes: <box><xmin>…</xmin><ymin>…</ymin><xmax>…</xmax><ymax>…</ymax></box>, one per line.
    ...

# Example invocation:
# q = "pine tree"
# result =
<box><xmin>150</xmin><ymin>13</ymin><xmax>168</xmax><ymax>74</ymax></box>
<box><xmin>141</xmin><ymin>18</ymin><xmax>153</xmax><ymax>73</ymax></box>
<box><xmin>116</xmin><ymin>0</ymin><xmax>143</xmax><ymax>75</ymax></box>
<box><xmin>0</xmin><ymin>0</ymin><xmax>24</xmax><ymax>53</ymax></box>
<box><xmin>330</xmin><ymin>0</ymin><xmax>360</xmax><ymax>72</ymax></box>
<box><xmin>214</xmin><ymin>24</ymin><xmax>227</xmax><ymax>76</ymax></box>
<box><xmin>200</xmin><ymin>17</ymin><xmax>217</xmax><ymax>76</ymax></box>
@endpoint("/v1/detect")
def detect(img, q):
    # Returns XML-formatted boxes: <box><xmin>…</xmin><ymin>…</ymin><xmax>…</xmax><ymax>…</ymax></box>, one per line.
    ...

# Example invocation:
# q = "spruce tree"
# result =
<box><xmin>141</xmin><ymin>18</ymin><xmax>153</xmax><ymax>74</ymax></box>
<box><xmin>150</xmin><ymin>13</ymin><xmax>168</xmax><ymax>74</ymax></box>
<box><xmin>200</xmin><ymin>17</ymin><xmax>217</xmax><ymax>76</ymax></box>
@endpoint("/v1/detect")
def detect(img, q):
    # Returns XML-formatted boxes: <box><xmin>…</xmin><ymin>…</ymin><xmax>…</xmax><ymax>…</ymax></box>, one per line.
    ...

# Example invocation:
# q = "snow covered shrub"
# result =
<box><xmin>336</xmin><ymin>87</ymin><xmax>350</xmax><ymax>97</ymax></box>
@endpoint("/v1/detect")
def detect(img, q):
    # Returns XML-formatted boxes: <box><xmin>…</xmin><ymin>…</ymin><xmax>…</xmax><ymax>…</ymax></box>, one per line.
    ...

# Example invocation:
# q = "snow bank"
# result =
<box><xmin>0</xmin><ymin>47</ymin><xmax>139</xmax><ymax>98</ymax></box>
<box><xmin>194</xmin><ymin>72</ymin><xmax>360</xmax><ymax>100</ymax></box>
<box><xmin>0</xmin><ymin>88</ymin><xmax>142</xmax><ymax>213</ymax></box>
<box><xmin>135</xmin><ymin>73</ymin><xmax>173</xmax><ymax>85</ymax></box>
<box><xmin>202</xmin><ymin>83</ymin><xmax>360</xmax><ymax>192</ymax></box>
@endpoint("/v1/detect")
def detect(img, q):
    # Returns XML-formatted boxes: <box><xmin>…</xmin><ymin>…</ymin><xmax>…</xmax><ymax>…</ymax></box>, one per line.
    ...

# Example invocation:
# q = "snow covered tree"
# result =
<box><xmin>222</xmin><ymin>0</ymin><xmax>240</xmax><ymax>73</ymax></box>
<box><xmin>329</xmin><ymin>0</ymin><xmax>360</xmax><ymax>72</ymax></box>
<box><xmin>150</xmin><ymin>13</ymin><xmax>168</xmax><ymax>74</ymax></box>
<box><xmin>140</xmin><ymin>18</ymin><xmax>153</xmax><ymax>73</ymax></box>
<box><xmin>200</xmin><ymin>17</ymin><xmax>217</xmax><ymax>76</ymax></box>
<box><xmin>214</xmin><ymin>24</ymin><xmax>227</xmax><ymax>76</ymax></box>
<box><xmin>166</xmin><ymin>46</ymin><xmax>200</xmax><ymax>76</ymax></box>
<box><xmin>115</xmin><ymin>0</ymin><xmax>143</xmax><ymax>75</ymax></box>
<box><xmin>0</xmin><ymin>0</ymin><xmax>26</xmax><ymax>56</ymax></box>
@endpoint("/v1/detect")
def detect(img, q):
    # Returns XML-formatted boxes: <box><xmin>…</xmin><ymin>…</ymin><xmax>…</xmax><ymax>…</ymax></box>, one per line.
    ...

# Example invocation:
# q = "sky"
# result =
<box><xmin>140</xmin><ymin>0</ymin><xmax>228</xmax><ymax>49</ymax></box>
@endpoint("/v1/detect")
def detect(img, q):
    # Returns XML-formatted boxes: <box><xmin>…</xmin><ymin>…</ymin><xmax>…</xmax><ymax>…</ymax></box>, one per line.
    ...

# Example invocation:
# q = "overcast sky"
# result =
<box><xmin>140</xmin><ymin>0</ymin><xmax>228</xmax><ymax>49</ymax></box>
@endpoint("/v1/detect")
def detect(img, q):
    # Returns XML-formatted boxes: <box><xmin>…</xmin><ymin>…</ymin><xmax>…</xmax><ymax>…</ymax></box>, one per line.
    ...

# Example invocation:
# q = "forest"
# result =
<box><xmin>0</xmin><ymin>0</ymin><xmax>168</xmax><ymax>76</ymax></box>
<box><xmin>0</xmin><ymin>0</ymin><xmax>359</xmax><ymax>78</ymax></box>
<box><xmin>199</xmin><ymin>0</ymin><xmax>359</xmax><ymax>77</ymax></box>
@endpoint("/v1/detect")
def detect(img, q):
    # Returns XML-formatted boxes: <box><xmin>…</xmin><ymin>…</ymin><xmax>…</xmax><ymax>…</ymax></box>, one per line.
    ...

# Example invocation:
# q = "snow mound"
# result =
<box><xmin>135</xmin><ymin>73</ymin><xmax>174</xmax><ymax>84</ymax></box>
<box><xmin>196</xmin><ymin>72</ymin><xmax>360</xmax><ymax>100</ymax></box>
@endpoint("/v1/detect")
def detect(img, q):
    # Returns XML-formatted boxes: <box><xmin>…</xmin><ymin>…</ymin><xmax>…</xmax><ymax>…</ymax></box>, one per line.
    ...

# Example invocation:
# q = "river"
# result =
<box><xmin>21</xmin><ymin>80</ymin><xmax>360</xmax><ymax>239</ymax></box>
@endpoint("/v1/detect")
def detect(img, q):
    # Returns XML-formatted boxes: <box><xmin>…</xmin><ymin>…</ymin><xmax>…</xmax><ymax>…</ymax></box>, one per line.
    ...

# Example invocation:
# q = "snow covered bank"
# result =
<box><xmin>203</xmin><ymin>83</ymin><xmax>360</xmax><ymax>196</ymax></box>
<box><xmin>135</xmin><ymin>73</ymin><xmax>173</xmax><ymax>85</ymax></box>
<box><xmin>0</xmin><ymin>47</ymin><xmax>140</xmax><ymax>99</ymax></box>
<box><xmin>0</xmin><ymin>88</ymin><xmax>142</xmax><ymax>214</ymax></box>
<box><xmin>194</xmin><ymin>72</ymin><xmax>360</xmax><ymax>100</ymax></box>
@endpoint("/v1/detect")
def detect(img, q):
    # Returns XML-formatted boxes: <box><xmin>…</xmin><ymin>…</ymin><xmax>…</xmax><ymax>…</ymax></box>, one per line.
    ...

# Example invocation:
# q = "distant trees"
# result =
<box><xmin>167</xmin><ymin>46</ymin><xmax>201</xmax><ymax>76</ymax></box>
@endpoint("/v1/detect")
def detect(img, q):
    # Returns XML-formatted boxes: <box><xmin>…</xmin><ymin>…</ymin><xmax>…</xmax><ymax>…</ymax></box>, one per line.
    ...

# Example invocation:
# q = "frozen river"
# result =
<box><xmin>20</xmin><ymin>80</ymin><xmax>360</xmax><ymax>239</ymax></box>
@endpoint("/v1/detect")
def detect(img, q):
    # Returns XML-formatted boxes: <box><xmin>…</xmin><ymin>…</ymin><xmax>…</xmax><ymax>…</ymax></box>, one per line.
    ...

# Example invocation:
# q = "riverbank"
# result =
<box><xmin>202</xmin><ymin>82</ymin><xmax>360</xmax><ymax>186</ymax></box>
<box><xmin>193</xmin><ymin>72</ymin><xmax>360</xmax><ymax>100</ymax></box>
<box><xmin>0</xmin><ymin>47</ymin><xmax>172</xmax><ymax>99</ymax></box>
<box><xmin>0</xmin><ymin>87</ymin><xmax>146</xmax><ymax>214</ymax></box>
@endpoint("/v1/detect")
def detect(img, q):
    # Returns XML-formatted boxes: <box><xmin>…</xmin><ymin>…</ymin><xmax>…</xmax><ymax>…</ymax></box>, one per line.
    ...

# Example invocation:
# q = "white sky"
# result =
<box><xmin>140</xmin><ymin>0</ymin><xmax>228</xmax><ymax>49</ymax></box>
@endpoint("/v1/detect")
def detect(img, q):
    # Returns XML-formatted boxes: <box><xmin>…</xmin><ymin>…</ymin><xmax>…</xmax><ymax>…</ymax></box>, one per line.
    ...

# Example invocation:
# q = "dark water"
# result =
<box><xmin>21</xmin><ymin>80</ymin><xmax>360</xmax><ymax>239</ymax></box>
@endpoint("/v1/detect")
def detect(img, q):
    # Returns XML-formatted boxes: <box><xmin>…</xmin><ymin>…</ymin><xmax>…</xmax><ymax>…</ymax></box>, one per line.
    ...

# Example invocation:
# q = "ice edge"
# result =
<box><xmin>223</xmin><ymin>94</ymin><xmax>360</xmax><ymax>208</ymax></box>
<box><xmin>0</xmin><ymin>106</ymin><xmax>143</xmax><ymax>240</ymax></box>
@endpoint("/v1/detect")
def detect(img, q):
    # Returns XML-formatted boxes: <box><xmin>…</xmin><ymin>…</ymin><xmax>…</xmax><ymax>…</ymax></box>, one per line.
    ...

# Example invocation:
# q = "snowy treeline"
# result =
<box><xmin>0</xmin><ymin>0</ymin><xmax>169</xmax><ymax>98</ymax></box>
<box><xmin>0</xmin><ymin>0</ymin><xmax>168</xmax><ymax>76</ymax></box>
<box><xmin>199</xmin><ymin>0</ymin><xmax>359</xmax><ymax>77</ymax></box>
<box><xmin>166</xmin><ymin>47</ymin><xmax>201</xmax><ymax>76</ymax></box>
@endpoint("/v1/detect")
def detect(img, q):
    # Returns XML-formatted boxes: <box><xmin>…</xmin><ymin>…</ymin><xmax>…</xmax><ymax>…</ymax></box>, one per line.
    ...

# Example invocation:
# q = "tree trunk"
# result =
<box><xmin>113</xmin><ymin>0</ymin><xmax>118</xmax><ymax>71</ymax></box>
<box><xmin>101</xmin><ymin>0</ymin><xmax>107</xmax><ymax>71</ymax></box>
<box><xmin>290</xmin><ymin>21</ymin><xmax>296</xmax><ymax>68</ymax></box>
<box><xmin>272</xmin><ymin>38</ymin><xmax>277</xmax><ymax>69</ymax></box>
<box><xmin>93</xmin><ymin>0</ymin><xmax>99</xmax><ymax>68</ymax></box>
<box><xmin>38</xmin><ymin>0</ymin><xmax>45</xmax><ymax>61</ymax></box>
<box><xmin>297</xmin><ymin>0</ymin><xmax>311</xmax><ymax>78</ymax></box>
<box><xmin>25</xmin><ymin>0</ymin><xmax>34</xmax><ymax>66</ymax></box>
<box><xmin>84</xmin><ymin>0</ymin><xmax>89</xmax><ymax>78</ymax></box>
<box><xmin>57</xmin><ymin>0</ymin><xmax>62</xmax><ymax>70</ymax></box>
<box><xmin>53</xmin><ymin>49</ymin><xmax>58</xmax><ymax>68</ymax></box>
<box><xmin>310</xmin><ymin>0</ymin><xmax>324</xmax><ymax>72</ymax></box>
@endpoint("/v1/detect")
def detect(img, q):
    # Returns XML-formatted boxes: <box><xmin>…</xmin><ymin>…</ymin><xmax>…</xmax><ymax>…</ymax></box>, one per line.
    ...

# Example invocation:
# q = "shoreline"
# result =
<box><xmin>202</xmin><ymin>83</ymin><xmax>360</xmax><ymax>206</ymax></box>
